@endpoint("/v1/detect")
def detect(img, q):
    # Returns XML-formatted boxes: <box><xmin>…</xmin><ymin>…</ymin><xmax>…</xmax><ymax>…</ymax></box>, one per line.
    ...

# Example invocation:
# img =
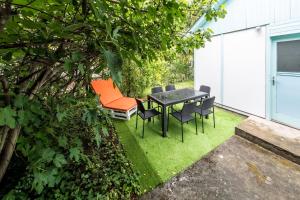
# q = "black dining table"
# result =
<box><xmin>147</xmin><ymin>88</ymin><xmax>208</xmax><ymax>137</ymax></box>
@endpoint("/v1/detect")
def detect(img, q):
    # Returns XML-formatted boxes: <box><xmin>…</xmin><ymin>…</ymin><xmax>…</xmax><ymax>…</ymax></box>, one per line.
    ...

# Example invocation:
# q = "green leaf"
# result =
<box><xmin>78</xmin><ymin>63</ymin><xmax>85</xmax><ymax>75</ymax></box>
<box><xmin>33</xmin><ymin>171</ymin><xmax>47</xmax><ymax>194</ymax></box>
<box><xmin>69</xmin><ymin>147</ymin><xmax>81</xmax><ymax>162</ymax></box>
<box><xmin>53</xmin><ymin>154</ymin><xmax>67</xmax><ymax>168</ymax></box>
<box><xmin>112</xmin><ymin>26</ymin><xmax>121</xmax><ymax>39</ymax></box>
<box><xmin>14</xmin><ymin>95</ymin><xmax>27</xmax><ymax>108</ymax></box>
<box><xmin>41</xmin><ymin>148</ymin><xmax>56</xmax><ymax>163</ymax></box>
<box><xmin>56</xmin><ymin>111</ymin><xmax>67</xmax><ymax>122</ymax></box>
<box><xmin>63</xmin><ymin>59</ymin><xmax>72</xmax><ymax>72</ymax></box>
<box><xmin>17</xmin><ymin>110</ymin><xmax>28</xmax><ymax>126</ymax></box>
<box><xmin>58</xmin><ymin>136</ymin><xmax>68</xmax><ymax>148</ymax></box>
<box><xmin>71</xmin><ymin>52</ymin><xmax>82</xmax><ymax>62</ymax></box>
<box><xmin>0</xmin><ymin>107</ymin><xmax>17</xmax><ymax>128</ymax></box>
<box><xmin>2</xmin><ymin>52</ymin><xmax>12</xmax><ymax>61</ymax></box>
<box><xmin>102</xmin><ymin>127</ymin><xmax>109</xmax><ymax>137</ymax></box>
<box><xmin>103</xmin><ymin>49</ymin><xmax>122</xmax><ymax>85</ymax></box>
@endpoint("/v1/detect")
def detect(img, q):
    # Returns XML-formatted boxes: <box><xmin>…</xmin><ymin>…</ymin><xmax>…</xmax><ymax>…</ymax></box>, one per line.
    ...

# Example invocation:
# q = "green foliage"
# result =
<box><xmin>3</xmin><ymin>98</ymin><xmax>140</xmax><ymax>199</ymax></box>
<box><xmin>0</xmin><ymin>0</ymin><xmax>226</xmax><ymax>198</ymax></box>
<box><xmin>121</xmin><ymin>50</ymin><xmax>193</xmax><ymax>97</ymax></box>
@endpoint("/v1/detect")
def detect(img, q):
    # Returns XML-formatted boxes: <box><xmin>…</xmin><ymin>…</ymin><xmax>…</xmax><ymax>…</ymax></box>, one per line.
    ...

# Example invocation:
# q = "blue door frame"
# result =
<box><xmin>270</xmin><ymin>34</ymin><xmax>300</xmax><ymax>128</ymax></box>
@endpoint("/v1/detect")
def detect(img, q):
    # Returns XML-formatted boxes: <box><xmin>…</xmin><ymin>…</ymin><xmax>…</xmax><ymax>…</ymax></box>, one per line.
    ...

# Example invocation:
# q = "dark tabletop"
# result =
<box><xmin>148</xmin><ymin>88</ymin><xmax>207</xmax><ymax>106</ymax></box>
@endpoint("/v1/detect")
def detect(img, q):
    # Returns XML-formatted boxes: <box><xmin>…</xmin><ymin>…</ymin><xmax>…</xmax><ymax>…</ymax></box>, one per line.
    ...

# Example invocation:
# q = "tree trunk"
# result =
<box><xmin>0</xmin><ymin>0</ymin><xmax>12</xmax><ymax>32</ymax></box>
<box><xmin>0</xmin><ymin>126</ymin><xmax>21</xmax><ymax>182</ymax></box>
<box><xmin>0</xmin><ymin>127</ymin><xmax>9</xmax><ymax>153</ymax></box>
<box><xmin>0</xmin><ymin>68</ymin><xmax>56</xmax><ymax>183</ymax></box>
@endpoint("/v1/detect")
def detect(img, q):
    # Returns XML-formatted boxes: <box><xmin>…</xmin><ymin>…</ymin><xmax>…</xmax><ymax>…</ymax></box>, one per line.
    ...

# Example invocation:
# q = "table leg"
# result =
<box><xmin>162</xmin><ymin>105</ymin><xmax>167</xmax><ymax>137</ymax></box>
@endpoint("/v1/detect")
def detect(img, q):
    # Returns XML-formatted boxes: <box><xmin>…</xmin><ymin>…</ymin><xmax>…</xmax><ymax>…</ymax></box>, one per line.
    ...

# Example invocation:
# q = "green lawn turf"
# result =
<box><xmin>114</xmin><ymin>81</ymin><xmax>245</xmax><ymax>192</ymax></box>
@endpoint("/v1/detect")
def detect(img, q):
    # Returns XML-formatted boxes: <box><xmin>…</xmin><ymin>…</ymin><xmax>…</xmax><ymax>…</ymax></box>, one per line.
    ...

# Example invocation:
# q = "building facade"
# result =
<box><xmin>192</xmin><ymin>0</ymin><xmax>300</xmax><ymax>128</ymax></box>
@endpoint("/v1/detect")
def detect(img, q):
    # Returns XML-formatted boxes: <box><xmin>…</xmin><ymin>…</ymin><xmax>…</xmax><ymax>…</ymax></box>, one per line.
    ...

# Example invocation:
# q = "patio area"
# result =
<box><xmin>114</xmin><ymin>106</ymin><xmax>245</xmax><ymax>192</ymax></box>
<box><xmin>141</xmin><ymin>136</ymin><xmax>300</xmax><ymax>200</ymax></box>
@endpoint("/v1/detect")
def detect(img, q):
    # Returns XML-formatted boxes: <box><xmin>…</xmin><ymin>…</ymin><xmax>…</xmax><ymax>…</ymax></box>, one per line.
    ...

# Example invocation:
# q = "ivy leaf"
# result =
<box><xmin>102</xmin><ymin>127</ymin><xmax>109</xmax><ymax>137</ymax></box>
<box><xmin>71</xmin><ymin>52</ymin><xmax>82</xmax><ymax>62</ymax></box>
<box><xmin>41</xmin><ymin>148</ymin><xmax>56</xmax><ymax>163</ymax></box>
<box><xmin>56</xmin><ymin>111</ymin><xmax>67</xmax><ymax>122</ymax></box>
<box><xmin>0</xmin><ymin>106</ymin><xmax>17</xmax><ymax>128</ymax></box>
<box><xmin>46</xmin><ymin>168</ymin><xmax>59</xmax><ymax>187</ymax></box>
<box><xmin>33</xmin><ymin>172</ymin><xmax>46</xmax><ymax>194</ymax></box>
<box><xmin>78</xmin><ymin>63</ymin><xmax>85</xmax><ymax>75</ymax></box>
<box><xmin>14</xmin><ymin>95</ymin><xmax>27</xmax><ymax>108</ymax></box>
<box><xmin>2</xmin><ymin>51</ymin><xmax>12</xmax><ymax>61</ymax></box>
<box><xmin>58</xmin><ymin>136</ymin><xmax>68</xmax><ymax>148</ymax></box>
<box><xmin>63</xmin><ymin>59</ymin><xmax>72</xmax><ymax>72</ymax></box>
<box><xmin>17</xmin><ymin>110</ymin><xmax>30</xmax><ymax>126</ymax></box>
<box><xmin>69</xmin><ymin>147</ymin><xmax>81</xmax><ymax>162</ymax></box>
<box><xmin>53</xmin><ymin>154</ymin><xmax>67</xmax><ymax>168</ymax></box>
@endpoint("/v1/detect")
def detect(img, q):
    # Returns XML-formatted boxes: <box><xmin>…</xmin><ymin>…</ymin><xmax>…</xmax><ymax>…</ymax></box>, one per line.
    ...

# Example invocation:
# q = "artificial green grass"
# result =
<box><xmin>115</xmin><ymin>80</ymin><xmax>245</xmax><ymax>192</ymax></box>
<box><xmin>115</xmin><ymin>121</ymin><xmax>162</xmax><ymax>192</ymax></box>
<box><xmin>115</xmin><ymin>107</ymin><xmax>244</xmax><ymax>192</ymax></box>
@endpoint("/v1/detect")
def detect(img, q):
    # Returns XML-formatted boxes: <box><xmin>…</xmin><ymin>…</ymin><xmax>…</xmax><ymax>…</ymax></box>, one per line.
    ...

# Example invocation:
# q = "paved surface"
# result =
<box><xmin>237</xmin><ymin>116</ymin><xmax>300</xmax><ymax>156</ymax></box>
<box><xmin>141</xmin><ymin>136</ymin><xmax>300</xmax><ymax>200</ymax></box>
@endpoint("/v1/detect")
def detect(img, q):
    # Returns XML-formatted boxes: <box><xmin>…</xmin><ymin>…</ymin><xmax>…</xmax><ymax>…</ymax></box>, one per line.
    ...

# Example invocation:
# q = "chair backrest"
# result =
<box><xmin>136</xmin><ymin>99</ymin><xmax>145</xmax><ymax>114</ymax></box>
<box><xmin>91</xmin><ymin>79</ymin><xmax>123</xmax><ymax>105</ymax></box>
<box><xmin>165</xmin><ymin>84</ymin><xmax>176</xmax><ymax>91</ymax></box>
<box><xmin>182</xmin><ymin>102</ymin><xmax>197</xmax><ymax>115</ymax></box>
<box><xmin>151</xmin><ymin>86</ymin><xmax>163</xmax><ymax>94</ymax></box>
<box><xmin>199</xmin><ymin>85</ymin><xmax>211</xmax><ymax>96</ymax></box>
<box><xmin>201</xmin><ymin>96</ymin><xmax>215</xmax><ymax>111</ymax></box>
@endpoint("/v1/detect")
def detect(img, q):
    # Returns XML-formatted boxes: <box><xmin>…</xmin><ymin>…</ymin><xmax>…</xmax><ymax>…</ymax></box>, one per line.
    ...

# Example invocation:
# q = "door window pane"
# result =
<box><xmin>277</xmin><ymin>40</ymin><xmax>300</xmax><ymax>73</ymax></box>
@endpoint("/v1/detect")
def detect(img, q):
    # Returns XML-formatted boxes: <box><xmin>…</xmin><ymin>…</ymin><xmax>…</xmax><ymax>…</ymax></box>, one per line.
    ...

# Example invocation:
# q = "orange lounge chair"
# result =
<box><xmin>91</xmin><ymin>78</ymin><xmax>137</xmax><ymax>120</ymax></box>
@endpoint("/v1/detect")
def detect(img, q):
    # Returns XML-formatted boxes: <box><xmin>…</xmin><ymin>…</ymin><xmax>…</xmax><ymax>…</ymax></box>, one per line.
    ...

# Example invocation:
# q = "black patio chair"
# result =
<box><xmin>165</xmin><ymin>84</ymin><xmax>176</xmax><ymax>91</ymax></box>
<box><xmin>199</xmin><ymin>85</ymin><xmax>211</xmax><ymax>98</ymax></box>
<box><xmin>151</xmin><ymin>86</ymin><xmax>163</xmax><ymax>94</ymax></box>
<box><xmin>135</xmin><ymin>99</ymin><xmax>161</xmax><ymax>138</ymax></box>
<box><xmin>150</xmin><ymin>86</ymin><xmax>163</xmax><ymax>111</ymax></box>
<box><xmin>194</xmin><ymin>96</ymin><xmax>215</xmax><ymax>133</ymax></box>
<box><xmin>168</xmin><ymin>102</ymin><xmax>197</xmax><ymax>143</ymax></box>
<box><xmin>165</xmin><ymin>84</ymin><xmax>176</xmax><ymax>112</ymax></box>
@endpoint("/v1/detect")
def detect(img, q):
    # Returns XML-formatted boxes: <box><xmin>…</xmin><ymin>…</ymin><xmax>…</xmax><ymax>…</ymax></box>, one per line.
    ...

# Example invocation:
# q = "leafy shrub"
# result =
<box><xmin>121</xmin><ymin>51</ymin><xmax>193</xmax><ymax>97</ymax></box>
<box><xmin>2</xmin><ymin>98</ymin><xmax>140</xmax><ymax>199</ymax></box>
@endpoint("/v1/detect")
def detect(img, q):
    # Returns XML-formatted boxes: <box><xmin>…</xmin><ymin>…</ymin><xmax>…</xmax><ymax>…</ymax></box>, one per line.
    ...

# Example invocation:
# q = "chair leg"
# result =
<box><xmin>201</xmin><ymin>115</ymin><xmax>204</xmax><ymax>133</ymax></box>
<box><xmin>136</xmin><ymin>112</ymin><xmax>138</xmax><ymax>129</ymax></box>
<box><xmin>181</xmin><ymin>122</ymin><xmax>184</xmax><ymax>143</ymax></box>
<box><xmin>142</xmin><ymin>120</ymin><xmax>145</xmax><ymax>138</ymax></box>
<box><xmin>167</xmin><ymin>109</ymin><xmax>170</xmax><ymax>132</ymax></box>
<box><xmin>213</xmin><ymin>112</ymin><xmax>215</xmax><ymax>128</ymax></box>
<box><xmin>195</xmin><ymin>113</ymin><xmax>198</xmax><ymax>135</ymax></box>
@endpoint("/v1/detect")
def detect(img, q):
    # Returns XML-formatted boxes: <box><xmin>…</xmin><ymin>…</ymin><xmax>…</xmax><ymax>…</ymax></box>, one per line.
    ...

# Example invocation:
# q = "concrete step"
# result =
<box><xmin>235</xmin><ymin>116</ymin><xmax>300</xmax><ymax>165</ymax></box>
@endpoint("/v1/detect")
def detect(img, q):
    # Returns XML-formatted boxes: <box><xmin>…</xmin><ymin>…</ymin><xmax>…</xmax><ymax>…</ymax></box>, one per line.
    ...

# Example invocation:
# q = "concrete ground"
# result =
<box><xmin>141</xmin><ymin>136</ymin><xmax>300</xmax><ymax>200</ymax></box>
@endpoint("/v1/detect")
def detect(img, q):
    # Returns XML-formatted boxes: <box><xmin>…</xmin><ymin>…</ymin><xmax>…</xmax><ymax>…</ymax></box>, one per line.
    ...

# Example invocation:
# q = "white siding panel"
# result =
<box><xmin>246</xmin><ymin>0</ymin><xmax>270</xmax><ymax>27</ymax></box>
<box><xmin>194</xmin><ymin>36</ymin><xmax>222</xmax><ymax>104</ymax></box>
<box><xmin>273</xmin><ymin>0</ymin><xmax>291</xmax><ymax>23</ymax></box>
<box><xmin>204</xmin><ymin>0</ymin><xmax>247</xmax><ymax>35</ymax></box>
<box><xmin>291</xmin><ymin>0</ymin><xmax>300</xmax><ymax>20</ymax></box>
<box><xmin>223</xmin><ymin>27</ymin><xmax>266</xmax><ymax>117</ymax></box>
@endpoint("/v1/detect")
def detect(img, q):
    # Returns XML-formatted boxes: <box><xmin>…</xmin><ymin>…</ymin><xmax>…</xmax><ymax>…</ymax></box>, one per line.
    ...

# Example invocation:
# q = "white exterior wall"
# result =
<box><xmin>201</xmin><ymin>0</ymin><xmax>300</xmax><ymax>36</ymax></box>
<box><xmin>194</xmin><ymin>36</ymin><xmax>222</xmax><ymax>104</ymax></box>
<box><xmin>222</xmin><ymin>27</ymin><xmax>266</xmax><ymax>117</ymax></box>
<box><xmin>194</xmin><ymin>27</ymin><xmax>266</xmax><ymax>117</ymax></box>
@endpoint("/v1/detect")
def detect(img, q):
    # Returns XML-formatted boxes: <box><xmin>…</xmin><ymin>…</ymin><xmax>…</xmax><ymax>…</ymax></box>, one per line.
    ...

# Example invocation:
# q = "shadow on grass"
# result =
<box><xmin>114</xmin><ymin>120</ymin><xmax>162</xmax><ymax>192</ymax></box>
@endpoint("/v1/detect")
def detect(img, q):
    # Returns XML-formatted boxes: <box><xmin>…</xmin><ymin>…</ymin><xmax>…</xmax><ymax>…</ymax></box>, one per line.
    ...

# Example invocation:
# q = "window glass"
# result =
<box><xmin>277</xmin><ymin>40</ymin><xmax>300</xmax><ymax>73</ymax></box>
